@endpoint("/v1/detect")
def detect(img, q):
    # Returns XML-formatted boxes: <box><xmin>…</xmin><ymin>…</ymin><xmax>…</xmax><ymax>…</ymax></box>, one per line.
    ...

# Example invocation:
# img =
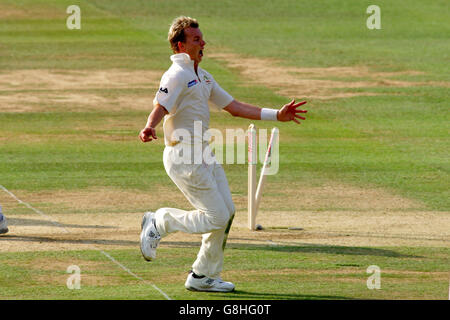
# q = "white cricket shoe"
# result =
<box><xmin>185</xmin><ymin>271</ymin><xmax>235</xmax><ymax>292</ymax></box>
<box><xmin>140</xmin><ymin>211</ymin><xmax>160</xmax><ymax>261</ymax></box>
<box><xmin>0</xmin><ymin>214</ymin><xmax>8</xmax><ymax>235</ymax></box>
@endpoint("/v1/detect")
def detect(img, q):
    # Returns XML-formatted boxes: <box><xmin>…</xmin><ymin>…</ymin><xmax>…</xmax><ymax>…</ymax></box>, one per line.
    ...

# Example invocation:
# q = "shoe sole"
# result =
<box><xmin>140</xmin><ymin>229</ymin><xmax>153</xmax><ymax>262</ymax></box>
<box><xmin>140</xmin><ymin>212</ymin><xmax>160</xmax><ymax>262</ymax></box>
<box><xmin>139</xmin><ymin>242</ymin><xmax>153</xmax><ymax>261</ymax></box>
<box><xmin>185</xmin><ymin>286</ymin><xmax>235</xmax><ymax>293</ymax></box>
<box><xmin>140</xmin><ymin>212</ymin><xmax>153</xmax><ymax>261</ymax></box>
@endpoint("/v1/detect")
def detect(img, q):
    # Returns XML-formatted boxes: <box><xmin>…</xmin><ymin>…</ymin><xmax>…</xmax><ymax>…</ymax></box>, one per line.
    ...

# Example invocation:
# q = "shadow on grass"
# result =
<box><xmin>0</xmin><ymin>235</ymin><xmax>136</xmax><ymax>246</ymax></box>
<box><xmin>217</xmin><ymin>290</ymin><xmax>352</xmax><ymax>300</ymax></box>
<box><xmin>163</xmin><ymin>241</ymin><xmax>420</xmax><ymax>258</ymax></box>
<box><xmin>8</xmin><ymin>218</ymin><xmax>117</xmax><ymax>229</ymax></box>
<box><xmin>234</xmin><ymin>243</ymin><xmax>419</xmax><ymax>258</ymax></box>
<box><xmin>0</xmin><ymin>238</ymin><xmax>420</xmax><ymax>259</ymax></box>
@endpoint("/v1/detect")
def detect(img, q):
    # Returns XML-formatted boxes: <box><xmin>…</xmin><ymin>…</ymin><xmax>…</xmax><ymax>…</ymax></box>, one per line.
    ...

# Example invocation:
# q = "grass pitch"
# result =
<box><xmin>0</xmin><ymin>0</ymin><xmax>449</xmax><ymax>300</ymax></box>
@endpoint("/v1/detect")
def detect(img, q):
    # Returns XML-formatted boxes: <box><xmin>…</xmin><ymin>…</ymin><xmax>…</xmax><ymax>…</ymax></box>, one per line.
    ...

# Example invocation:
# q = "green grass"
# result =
<box><xmin>1</xmin><ymin>246</ymin><xmax>448</xmax><ymax>299</ymax></box>
<box><xmin>0</xmin><ymin>0</ymin><xmax>449</xmax><ymax>300</ymax></box>
<box><xmin>0</xmin><ymin>0</ymin><xmax>448</xmax><ymax>209</ymax></box>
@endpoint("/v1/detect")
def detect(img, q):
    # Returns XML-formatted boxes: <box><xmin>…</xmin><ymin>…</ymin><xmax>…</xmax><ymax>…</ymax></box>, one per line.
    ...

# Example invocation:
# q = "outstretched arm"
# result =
<box><xmin>139</xmin><ymin>103</ymin><xmax>169</xmax><ymax>142</ymax></box>
<box><xmin>223</xmin><ymin>99</ymin><xmax>307</xmax><ymax>123</ymax></box>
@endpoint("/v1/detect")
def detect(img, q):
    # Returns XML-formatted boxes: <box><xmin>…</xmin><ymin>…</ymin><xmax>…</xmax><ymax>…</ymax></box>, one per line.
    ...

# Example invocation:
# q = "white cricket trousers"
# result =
<box><xmin>154</xmin><ymin>142</ymin><xmax>235</xmax><ymax>279</ymax></box>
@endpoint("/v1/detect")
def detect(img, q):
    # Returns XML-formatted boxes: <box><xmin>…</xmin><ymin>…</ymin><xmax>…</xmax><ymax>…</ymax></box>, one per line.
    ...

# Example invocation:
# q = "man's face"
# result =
<box><xmin>178</xmin><ymin>27</ymin><xmax>205</xmax><ymax>65</ymax></box>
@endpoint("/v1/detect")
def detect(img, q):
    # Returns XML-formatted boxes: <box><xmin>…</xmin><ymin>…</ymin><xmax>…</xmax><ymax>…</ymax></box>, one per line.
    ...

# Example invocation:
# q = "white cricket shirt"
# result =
<box><xmin>154</xmin><ymin>53</ymin><xmax>234</xmax><ymax>146</ymax></box>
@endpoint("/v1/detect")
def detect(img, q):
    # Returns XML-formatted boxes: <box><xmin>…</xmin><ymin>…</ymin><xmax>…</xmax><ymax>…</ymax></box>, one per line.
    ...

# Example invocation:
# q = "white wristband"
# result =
<box><xmin>261</xmin><ymin>108</ymin><xmax>278</xmax><ymax>121</ymax></box>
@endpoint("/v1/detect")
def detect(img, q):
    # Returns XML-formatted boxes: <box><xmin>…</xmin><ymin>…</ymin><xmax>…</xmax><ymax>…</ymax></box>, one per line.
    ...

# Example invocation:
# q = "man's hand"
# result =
<box><xmin>277</xmin><ymin>99</ymin><xmax>307</xmax><ymax>124</ymax></box>
<box><xmin>139</xmin><ymin>103</ymin><xmax>168</xmax><ymax>143</ymax></box>
<box><xmin>139</xmin><ymin>127</ymin><xmax>158</xmax><ymax>142</ymax></box>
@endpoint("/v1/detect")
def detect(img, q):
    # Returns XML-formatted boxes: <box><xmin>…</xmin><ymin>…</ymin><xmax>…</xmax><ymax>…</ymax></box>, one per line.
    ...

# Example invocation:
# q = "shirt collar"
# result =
<box><xmin>170</xmin><ymin>53</ymin><xmax>195</xmax><ymax>67</ymax></box>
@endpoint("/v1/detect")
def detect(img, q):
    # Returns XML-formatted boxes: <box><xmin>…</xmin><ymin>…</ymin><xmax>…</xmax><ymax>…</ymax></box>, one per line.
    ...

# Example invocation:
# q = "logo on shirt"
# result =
<box><xmin>159</xmin><ymin>87</ymin><xmax>168</xmax><ymax>94</ymax></box>
<box><xmin>203</xmin><ymin>75</ymin><xmax>212</xmax><ymax>84</ymax></box>
<box><xmin>187</xmin><ymin>79</ymin><xmax>198</xmax><ymax>88</ymax></box>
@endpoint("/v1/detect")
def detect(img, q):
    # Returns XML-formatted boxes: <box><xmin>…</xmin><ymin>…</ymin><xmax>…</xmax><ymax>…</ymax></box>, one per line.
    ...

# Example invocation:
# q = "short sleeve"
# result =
<box><xmin>209</xmin><ymin>81</ymin><xmax>233</xmax><ymax>109</ymax></box>
<box><xmin>154</xmin><ymin>73</ymin><xmax>184</xmax><ymax>112</ymax></box>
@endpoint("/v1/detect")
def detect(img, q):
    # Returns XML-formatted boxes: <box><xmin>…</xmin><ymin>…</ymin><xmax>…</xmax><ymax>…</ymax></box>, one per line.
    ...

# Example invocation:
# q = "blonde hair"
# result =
<box><xmin>168</xmin><ymin>16</ymin><xmax>199</xmax><ymax>53</ymax></box>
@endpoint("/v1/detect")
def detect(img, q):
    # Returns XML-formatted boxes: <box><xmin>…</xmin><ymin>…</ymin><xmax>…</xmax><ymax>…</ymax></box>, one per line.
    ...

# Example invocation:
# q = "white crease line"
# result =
<box><xmin>100</xmin><ymin>250</ymin><xmax>172</xmax><ymax>300</ymax></box>
<box><xmin>0</xmin><ymin>184</ymin><xmax>69</xmax><ymax>233</ymax></box>
<box><xmin>0</xmin><ymin>184</ymin><xmax>172</xmax><ymax>300</ymax></box>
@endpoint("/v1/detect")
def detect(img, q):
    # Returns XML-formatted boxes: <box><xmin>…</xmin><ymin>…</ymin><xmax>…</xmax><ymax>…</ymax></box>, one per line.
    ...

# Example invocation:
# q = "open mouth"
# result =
<box><xmin>199</xmin><ymin>49</ymin><xmax>203</xmax><ymax>57</ymax></box>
